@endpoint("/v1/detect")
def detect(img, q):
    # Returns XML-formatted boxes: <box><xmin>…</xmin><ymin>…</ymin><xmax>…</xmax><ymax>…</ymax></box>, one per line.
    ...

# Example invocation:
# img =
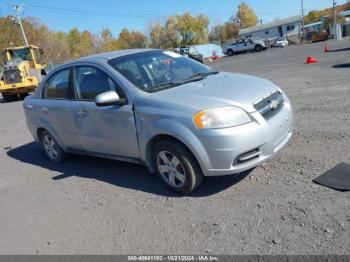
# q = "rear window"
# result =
<box><xmin>44</xmin><ymin>69</ymin><xmax>70</xmax><ymax>99</ymax></box>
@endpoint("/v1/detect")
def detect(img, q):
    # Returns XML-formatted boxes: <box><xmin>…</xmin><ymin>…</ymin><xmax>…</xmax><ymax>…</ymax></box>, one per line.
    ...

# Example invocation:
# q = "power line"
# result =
<box><xmin>2</xmin><ymin>3</ymin><xmax>306</xmax><ymax>19</ymax></box>
<box><xmin>26</xmin><ymin>4</ymin><xmax>171</xmax><ymax>18</ymax></box>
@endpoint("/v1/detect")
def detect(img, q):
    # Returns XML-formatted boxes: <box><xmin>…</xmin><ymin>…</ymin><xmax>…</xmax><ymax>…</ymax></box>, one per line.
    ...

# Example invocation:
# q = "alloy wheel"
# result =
<box><xmin>43</xmin><ymin>134</ymin><xmax>59</xmax><ymax>160</ymax></box>
<box><xmin>156</xmin><ymin>151</ymin><xmax>186</xmax><ymax>188</ymax></box>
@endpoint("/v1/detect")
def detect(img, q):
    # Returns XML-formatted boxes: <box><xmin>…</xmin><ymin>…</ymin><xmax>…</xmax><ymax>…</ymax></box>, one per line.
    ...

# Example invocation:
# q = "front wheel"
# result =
<box><xmin>19</xmin><ymin>93</ymin><xmax>29</xmax><ymax>99</ymax></box>
<box><xmin>40</xmin><ymin>131</ymin><xmax>67</xmax><ymax>163</ymax></box>
<box><xmin>153</xmin><ymin>140</ymin><xmax>203</xmax><ymax>194</ymax></box>
<box><xmin>2</xmin><ymin>93</ymin><xmax>18</xmax><ymax>102</ymax></box>
<box><xmin>227</xmin><ymin>49</ymin><xmax>234</xmax><ymax>56</ymax></box>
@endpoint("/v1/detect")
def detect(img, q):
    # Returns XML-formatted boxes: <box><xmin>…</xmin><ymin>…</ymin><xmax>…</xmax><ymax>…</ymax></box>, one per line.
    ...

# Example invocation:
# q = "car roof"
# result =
<box><xmin>71</xmin><ymin>48</ymin><xmax>158</xmax><ymax>63</ymax></box>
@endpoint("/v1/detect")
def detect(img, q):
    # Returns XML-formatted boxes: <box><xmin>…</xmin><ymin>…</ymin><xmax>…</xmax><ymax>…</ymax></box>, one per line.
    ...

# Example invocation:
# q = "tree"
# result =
<box><xmin>94</xmin><ymin>28</ymin><xmax>119</xmax><ymax>52</ymax></box>
<box><xmin>78</xmin><ymin>31</ymin><xmax>94</xmax><ymax>56</ymax></box>
<box><xmin>304</xmin><ymin>10</ymin><xmax>324</xmax><ymax>25</ymax></box>
<box><xmin>164</xmin><ymin>15</ymin><xmax>181</xmax><ymax>47</ymax></box>
<box><xmin>235</xmin><ymin>2</ymin><xmax>259</xmax><ymax>29</ymax></box>
<box><xmin>175</xmin><ymin>13</ymin><xmax>210</xmax><ymax>46</ymax></box>
<box><xmin>305</xmin><ymin>2</ymin><xmax>350</xmax><ymax>25</ymax></box>
<box><xmin>0</xmin><ymin>17</ymin><xmax>71</xmax><ymax>64</ymax></box>
<box><xmin>148</xmin><ymin>13</ymin><xmax>210</xmax><ymax>48</ymax></box>
<box><xmin>67</xmin><ymin>27</ymin><xmax>82</xmax><ymax>58</ymax></box>
<box><xmin>149</xmin><ymin>21</ymin><xmax>168</xmax><ymax>48</ymax></box>
<box><xmin>117</xmin><ymin>28</ymin><xmax>148</xmax><ymax>49</ymax></box>
<box><xmin>39</xmin><ymin>31</ymin><xmax>70</xmax><ymax>63</ymax></box>
<box><xmin>209</xmin><ymin>22</ymin><xmax>239</xmax><ymax>44</ymax></box>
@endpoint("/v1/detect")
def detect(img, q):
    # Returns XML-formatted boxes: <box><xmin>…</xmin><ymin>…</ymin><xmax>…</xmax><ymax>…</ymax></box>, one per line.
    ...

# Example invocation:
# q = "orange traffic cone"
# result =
<box><xmin>324</xmin><ymin>44</ymin><xmax>330</xmax><ymax>52</ymax></box>
<box><xmin>306</xmin><ymin>56</ymin><xmax>320</xmax><ymax>64</ymax></box>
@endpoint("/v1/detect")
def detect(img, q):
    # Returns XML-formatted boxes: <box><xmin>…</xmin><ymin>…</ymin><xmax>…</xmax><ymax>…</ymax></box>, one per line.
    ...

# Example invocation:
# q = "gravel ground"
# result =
<box><xmin>0</xmin><ymin>40</ymin><xmax>349</xmax><ymax>255</ymax></box>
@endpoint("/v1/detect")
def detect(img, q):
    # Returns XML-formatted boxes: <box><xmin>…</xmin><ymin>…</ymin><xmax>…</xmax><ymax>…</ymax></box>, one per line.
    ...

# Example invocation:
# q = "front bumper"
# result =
<box><xmin>0</xmin><ymin>77</ymin><xmax>38</xmax><ymax>94</ymax></box>
<box><xmin>195</xmin><ymin>98</ymin><xmax>293</xmax><ymax>176</ymax></box>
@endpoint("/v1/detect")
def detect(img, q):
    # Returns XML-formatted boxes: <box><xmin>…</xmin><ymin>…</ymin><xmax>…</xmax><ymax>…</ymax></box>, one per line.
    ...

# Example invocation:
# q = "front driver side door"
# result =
<box><xmin>71</xmin><ymin>65</ymin><xmax>140</xmax><ymax>158</ymax></box>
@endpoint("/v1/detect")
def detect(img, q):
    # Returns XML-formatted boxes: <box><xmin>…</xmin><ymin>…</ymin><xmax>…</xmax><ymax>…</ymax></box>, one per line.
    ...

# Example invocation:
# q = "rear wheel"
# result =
<box><xmin>153</xmin><ymin>140</ymin><xmax>203</xmax><ymax>194</ymax></box>
<box><xmin>40</xmin><ymin>130</ymin><xmax>67</xmax><ymax>163</ymax></box>
<box><xmin>2</xmin><ymin>93</ymin><xmax>18</xmax><ymax>102</ymax></box>
<box><xmin>255</xmin><ymin>45</ymin><xmax>263</xmax><ymax>52</ymax></box>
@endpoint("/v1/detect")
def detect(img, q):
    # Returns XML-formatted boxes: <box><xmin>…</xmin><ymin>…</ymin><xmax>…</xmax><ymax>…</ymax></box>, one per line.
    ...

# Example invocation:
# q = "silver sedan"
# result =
<box><xmin>23</xmin><ymin>49</ymin><xmax>293</xmax><ymax>194</ymax></box>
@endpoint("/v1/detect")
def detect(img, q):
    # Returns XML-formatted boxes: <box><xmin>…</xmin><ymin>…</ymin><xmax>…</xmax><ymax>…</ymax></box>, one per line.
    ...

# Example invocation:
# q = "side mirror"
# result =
<box><xmin>95</xmin><ymin>91</ymin><xmax>126</xmax><ymax>107</ymax></box>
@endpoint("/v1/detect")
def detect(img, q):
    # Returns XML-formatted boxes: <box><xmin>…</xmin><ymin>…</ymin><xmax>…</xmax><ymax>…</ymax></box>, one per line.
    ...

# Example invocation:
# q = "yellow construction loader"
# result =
<box><xmin>0</xmin><ymin>45</ymin><xmax>46</xmax><ymax>102</ymax></box>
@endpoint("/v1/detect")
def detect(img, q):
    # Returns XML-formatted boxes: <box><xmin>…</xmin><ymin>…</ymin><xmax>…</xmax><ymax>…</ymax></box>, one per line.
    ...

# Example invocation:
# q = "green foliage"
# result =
<box><xmin>0</xmin><ymin>16</ymin><xmax>148</xmax><ymax>63</ymax></box>
<box><xmin>304</xmin><ymin>2</ymin><xmax>350</xmax><ymax>25</ymax></box>
<box><xmin>235</xmin><ymin>2</ymin><xmax>259</xmax><ymax>29</ymax></box>
<box><xmin>175</xmin><ymin>13</ymin><xmax>210</xmax><ymax>46</ymax></box>
<box><xmin>209</xmin><ymin>2</ymin><xmax>258</xmax><ymax>44</ymax></box>
<box><xmin>209</xmin><ymin>22</ymin><xmax>239</xmax><ymax>44</ymax></box>
<box><xmin>149</xmin><ymin>13</ymin><xmax>210</xmax><ymax>48</ymax></box>
<box><xmin>117</xmin><ymin>28</ymin><xmax>148</xmax><ymax>49</ymax></box>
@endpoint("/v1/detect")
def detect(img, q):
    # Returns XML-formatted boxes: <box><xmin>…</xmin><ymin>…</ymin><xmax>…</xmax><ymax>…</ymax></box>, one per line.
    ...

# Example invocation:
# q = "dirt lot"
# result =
<box><xmin>0</xmin><ymin>40</ymin><xmax>349</xmax><ymax>255</ymax></box>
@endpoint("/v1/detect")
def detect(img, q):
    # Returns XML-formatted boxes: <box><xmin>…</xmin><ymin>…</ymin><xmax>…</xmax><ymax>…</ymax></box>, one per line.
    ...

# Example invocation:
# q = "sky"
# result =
<box><xmin>0</xmin><ymin>0</ymin><xmax>347</xmax><ymax>36</ymax></box>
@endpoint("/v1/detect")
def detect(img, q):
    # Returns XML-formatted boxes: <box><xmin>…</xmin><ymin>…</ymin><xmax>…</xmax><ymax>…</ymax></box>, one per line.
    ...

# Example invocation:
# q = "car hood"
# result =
<box><xmin>149</xmin><ymin>72</ymin><xmax>280</xmax><ymax>112</ymax></box>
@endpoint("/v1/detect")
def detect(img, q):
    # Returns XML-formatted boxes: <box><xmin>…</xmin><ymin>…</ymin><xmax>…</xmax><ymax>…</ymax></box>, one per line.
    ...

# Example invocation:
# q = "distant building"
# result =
<box><xmin>304</xmin><ymin>21</ymin><xmax>323</xmax><ymax>33</ymax></box>
<box><xmin>304</xmin><ymin>10</ymin><xmax>350</xmax><ymax>39</ymax></box>
<box><xmin>340</xmin><ymin>10</ymin><xmax>350</xmax><ymax>37</ymax></box>
<box><xmin>239</xmin><ymin>16</ymin><xmax>302</xmax><ymax>44</ymax></box>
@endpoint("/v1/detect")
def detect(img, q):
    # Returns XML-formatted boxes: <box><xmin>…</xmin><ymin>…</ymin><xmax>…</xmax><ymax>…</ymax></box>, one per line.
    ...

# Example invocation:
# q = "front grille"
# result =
<box><xmin>254</xmin><ymin>92</ymin><xmax>284</xmax><ymax>119</ymax></box>
<box><xmin>4</xmin><ymin>69</ymin><xmax>22</xmax><ymax>84</ymax></box>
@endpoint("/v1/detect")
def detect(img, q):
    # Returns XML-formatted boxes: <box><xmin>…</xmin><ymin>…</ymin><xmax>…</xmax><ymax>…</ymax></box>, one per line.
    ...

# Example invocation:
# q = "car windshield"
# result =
<box><xmin>108</xmin><ymin>50</ymin><xmax>217</xmax><ymax>92</ymax></box>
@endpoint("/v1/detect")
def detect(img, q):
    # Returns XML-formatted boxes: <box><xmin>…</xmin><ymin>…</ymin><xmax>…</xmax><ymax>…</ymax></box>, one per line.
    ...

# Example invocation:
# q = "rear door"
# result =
<box><xmin>39</xmin><ymin>68</ymin><xmax>80</xmax><ymax>148</ymax></box>
<box><xmin>71</xmin><ymin>65</ymin><xmax>140</xmax><ymax>158</ymax></box>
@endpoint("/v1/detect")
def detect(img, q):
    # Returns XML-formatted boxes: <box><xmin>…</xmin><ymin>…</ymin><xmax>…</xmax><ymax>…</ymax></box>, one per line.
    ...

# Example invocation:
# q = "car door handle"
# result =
<box><xmin>41</xmin><ymin>107</ymin><xmax>49</xmax><ymax>113</ymax></box>
<box><xmin>24</xmin><ymin>104</ymin><xmax>35</xmax><ymax>110</ymax></box>
<box><xmin>77</xmin><ymin>109</ymin><xmax>89</xmax><ymax>116</ymax></box>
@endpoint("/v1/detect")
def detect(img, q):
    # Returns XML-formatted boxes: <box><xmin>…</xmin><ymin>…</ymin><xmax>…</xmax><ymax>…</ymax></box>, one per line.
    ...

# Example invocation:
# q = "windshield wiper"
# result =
<box><xmin>185</xmin><ymin>71</ymin><xmax>220</xmax><ymax>81</ymax></box>
<box><xmin>152</xmin><ymin>81</ymin><xmax>185</xmax><ymax>90</ymax></box>
<box><xmin>151</xmin><ymin>71</ymin><xmax>220</xmax><ymax>91</ymax></box>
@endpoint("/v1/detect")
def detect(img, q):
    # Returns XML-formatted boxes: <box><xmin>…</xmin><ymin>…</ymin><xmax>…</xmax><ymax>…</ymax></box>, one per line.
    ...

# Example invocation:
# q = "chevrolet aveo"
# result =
<box><xmin>24</xmin><ymin>49</ymin><xmax>293</xmax><ymax>194</ymax></box>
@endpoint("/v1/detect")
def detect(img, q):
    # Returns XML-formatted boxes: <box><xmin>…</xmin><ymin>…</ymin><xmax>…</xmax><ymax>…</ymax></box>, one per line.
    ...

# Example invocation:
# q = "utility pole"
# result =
<box><xmin>301</xmin><ymin>0</ymin><xmax>304</xmax><ymax>44</ymax></box>
<box><xmin>14</xmin><ymin>4</ymin><xmax>29</xmax><ymax>46</ymax></box>
<box><xmin>333</xmin><ymin>0</ymin><xmax>338</xmax><ymax>40</ymax></box>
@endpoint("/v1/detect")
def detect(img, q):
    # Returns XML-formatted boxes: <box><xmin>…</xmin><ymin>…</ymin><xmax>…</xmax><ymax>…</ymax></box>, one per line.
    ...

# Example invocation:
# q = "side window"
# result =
<box><xmin>287</xmin><ymin>25</ymin><xmax>295</xmax><ymax>31</ymax></box>
<box><xmin>44</xmin><ymin>69</ymin><xmax>70</xmax><ymax>99</ymax></box>
<box><xmin>74</xmin><ymin>66</ymin><xmax>119</xmax><ymax>101</ymax></box>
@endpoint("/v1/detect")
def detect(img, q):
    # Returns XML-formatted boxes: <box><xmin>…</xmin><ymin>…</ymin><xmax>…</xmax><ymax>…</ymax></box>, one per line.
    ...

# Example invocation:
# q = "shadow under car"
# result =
<box><xmin>7</xmin><ymin>142</ymin><xmax>254</xmax><ymax>197</ymax></box>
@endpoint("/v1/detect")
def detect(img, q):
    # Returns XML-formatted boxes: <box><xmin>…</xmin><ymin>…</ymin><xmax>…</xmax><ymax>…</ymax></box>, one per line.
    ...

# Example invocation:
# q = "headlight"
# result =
<box><xmin>193</xmin><ymin>106</ymin><xmax>251</xmax><ymax>129</ymax></box>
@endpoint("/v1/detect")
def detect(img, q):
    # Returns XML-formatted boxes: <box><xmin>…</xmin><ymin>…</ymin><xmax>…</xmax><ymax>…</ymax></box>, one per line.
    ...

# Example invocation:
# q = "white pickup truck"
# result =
<box><xmin>223</xmin><ymin>39</ymin><xmax>267</xmax><ymax>56</ymax></box>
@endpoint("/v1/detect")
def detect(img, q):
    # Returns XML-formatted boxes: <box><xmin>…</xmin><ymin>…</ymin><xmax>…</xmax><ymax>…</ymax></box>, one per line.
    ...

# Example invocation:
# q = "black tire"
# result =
<box><xmin>153</xmin><ymin>140</ymin><xmax>203</xmax><ymax>194</ymax></box>
<box><xmin>227</xmin><ymin>49</ymin><xmax>234</xmax><ymax>56</ymax></box>
<box><xmin>19</xmin><ymin>93</ymin><xmax>29</xmax><ymax>99</ymax></box>
<box><xmin>255</xmin><ymin>45</ymin><xmax>263</xmax><ymax>52</ymax></box>
<box><xmin>40</xmin><ymin>130</ymin><xmax>67</xmax><ymax>163</ymax></box>
<box><xmin>2</xmin><ymin>93</ymin><xmax>18</xmax><ymax>102</ymax></box>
